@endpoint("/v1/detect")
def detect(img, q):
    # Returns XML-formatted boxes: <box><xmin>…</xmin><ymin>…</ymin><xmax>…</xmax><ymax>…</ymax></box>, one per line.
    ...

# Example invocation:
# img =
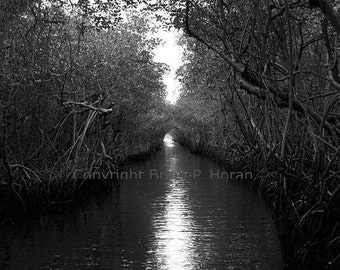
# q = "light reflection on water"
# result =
<box><xmin>147</xmin><ymin>134</ymin><xmax>282</xmax><ymax>269</ymax></box>
<box><xmin>0</xmin><ymin>133</ymin><xmax>283</xmax><ymax>270</ymax></box>
<box><xmin>151</xmin><ymin>185</ymin><xmax>194</xmax><ymax>269</ymax></box>
<box><xmin>148</xmin><ymin>145</ymin><xmax>196</xmax><ymax>269</ymax></box>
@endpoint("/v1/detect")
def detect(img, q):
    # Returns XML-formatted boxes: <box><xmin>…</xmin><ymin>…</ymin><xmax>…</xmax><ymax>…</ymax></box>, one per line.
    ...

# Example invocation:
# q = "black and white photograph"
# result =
<box><xmin>0</xmin><ymin>0</ymin><xmax>339</xmax><ymax>269</ymax></box>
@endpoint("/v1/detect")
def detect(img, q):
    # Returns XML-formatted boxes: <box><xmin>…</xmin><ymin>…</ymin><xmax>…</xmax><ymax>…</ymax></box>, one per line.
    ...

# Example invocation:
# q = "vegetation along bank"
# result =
<box><xmin>168</xmin><ymin>1</ymin><xmax>340</xmax><ymax>269</ymax></box>
<box><xmin>0</xmin><ymin>2</ymin><xmax>170</xmax><ymax>217</ymax></box>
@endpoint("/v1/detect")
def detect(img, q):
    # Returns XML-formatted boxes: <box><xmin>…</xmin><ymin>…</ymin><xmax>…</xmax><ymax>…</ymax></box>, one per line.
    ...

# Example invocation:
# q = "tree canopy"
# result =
<box><xmin>167</xmin><ymin>1</ymin><xmax>340</xmax><ymax>269</ymax></box>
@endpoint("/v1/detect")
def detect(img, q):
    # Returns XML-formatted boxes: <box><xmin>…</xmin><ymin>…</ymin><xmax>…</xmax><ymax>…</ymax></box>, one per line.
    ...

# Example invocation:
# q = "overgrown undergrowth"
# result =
<box><xmin>0</xmin><ymin>6</ymin><xmax>170</xmax><ymax>219</ymax></box>
<box><xmin>0</xmin><ymin>138</ymin><xmax>164</xmax><ymax>219</ymax></box>
<box><xmin>172</xmin><ymin>129</ymin><xmax>340</xmax><ymax>270</ymax></box>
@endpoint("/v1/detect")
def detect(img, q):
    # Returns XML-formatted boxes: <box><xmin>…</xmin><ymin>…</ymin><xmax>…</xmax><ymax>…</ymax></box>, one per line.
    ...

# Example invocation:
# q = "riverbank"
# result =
<box><xmin>0</xmin><ymin>140</ymin><xmax>164</xmax><ymax>220</ymax></box>
<box><xmin>171</xmin><ymin>130</ymin><xmax>340</xmax><ymax>270</ymax></box>
<box><xmin>0</xmin><ymin>138</ymin><xmax>283</xmax><ymax>269</ymax></box>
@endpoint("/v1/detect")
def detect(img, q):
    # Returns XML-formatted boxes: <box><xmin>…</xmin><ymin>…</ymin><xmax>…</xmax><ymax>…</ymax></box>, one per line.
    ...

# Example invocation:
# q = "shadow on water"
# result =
<box><xmin>0</xmin><ymin>134</ymin><xmax>283</xmax><ymax>269</ymax></box>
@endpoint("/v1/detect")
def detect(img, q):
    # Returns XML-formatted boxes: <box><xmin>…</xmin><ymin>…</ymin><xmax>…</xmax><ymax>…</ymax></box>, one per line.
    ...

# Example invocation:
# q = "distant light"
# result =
<box><xmin>163</xmin><ymin>133</ymin><xmax>175</xmax><ymax>147</ymax></box>
<box><xmin>154</xmin><ymin>29</ymin><xmax>183</xmax><ymax>104</ymax></box>
<box><xmin>163</xmin><ymin>133</ymin><xmax>173</xmax><ymax>142</ymax></box>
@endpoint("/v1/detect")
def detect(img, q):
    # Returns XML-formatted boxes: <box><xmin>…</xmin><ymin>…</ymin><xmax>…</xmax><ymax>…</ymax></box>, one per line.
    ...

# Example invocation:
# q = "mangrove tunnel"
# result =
<box><xmin>1</xmin><ymin>0</ymin><xmax>340</xmax><ymax>269</ymax></box>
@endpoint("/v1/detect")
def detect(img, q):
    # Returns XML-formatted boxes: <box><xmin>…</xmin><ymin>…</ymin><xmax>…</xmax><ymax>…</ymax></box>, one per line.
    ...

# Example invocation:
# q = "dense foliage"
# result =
<box><xmin>168</xmin><ymin>1</ymin><xmax>340</xmax><ymax>269</ymax></box>
<box><xmin>0</xmin><ymin>1</ymin><xmax>169</xmax><ymax>213</ymax></box>
<box><xmin>1</xmin><ymin>0</ymin><xmax>340</xmax><ymax>268</ymax></box>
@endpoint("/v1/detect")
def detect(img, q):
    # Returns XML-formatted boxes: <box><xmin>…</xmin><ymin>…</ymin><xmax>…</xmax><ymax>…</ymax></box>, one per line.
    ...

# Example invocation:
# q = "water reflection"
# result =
<box><xmin>148</xmin><ymin>136</ymin><xmax>196</xmax><ymax>268</ymax></box>
<box><xmin>0</xmin><ymin>133</ymin><xmax>283</xmax><ymax>270</ymax></box>
<box><xmin>152</xmin><ymin>182</ymin><xmax>194</xmax><ymax>269</ymax></box>
<box><xmin>146</xmin><ymin>134</ymin><xmax>283</xmax><ymax>269</ymax></box>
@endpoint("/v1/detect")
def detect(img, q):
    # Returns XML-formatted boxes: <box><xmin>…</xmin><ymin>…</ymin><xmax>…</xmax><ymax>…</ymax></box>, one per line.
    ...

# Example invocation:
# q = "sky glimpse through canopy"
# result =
<box><xmin>154</xmin><ymin>29</ymin><xmax>183</xmax><ymax>104</ymax></box>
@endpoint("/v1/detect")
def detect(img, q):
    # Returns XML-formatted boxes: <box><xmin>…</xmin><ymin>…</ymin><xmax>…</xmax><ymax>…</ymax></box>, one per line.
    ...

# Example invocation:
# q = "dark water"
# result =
<box><xmin>0</xmin><ymin>135</ymin><xmax>283</xmax><ymax>269</ymax></box>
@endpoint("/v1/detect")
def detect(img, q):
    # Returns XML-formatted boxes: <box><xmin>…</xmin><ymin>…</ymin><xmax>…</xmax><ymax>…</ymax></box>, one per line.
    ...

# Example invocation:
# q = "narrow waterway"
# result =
<box><xmin>0</xmin><ymin>135</ymin><xmax>283</xmax><ymax>269</ymax></box>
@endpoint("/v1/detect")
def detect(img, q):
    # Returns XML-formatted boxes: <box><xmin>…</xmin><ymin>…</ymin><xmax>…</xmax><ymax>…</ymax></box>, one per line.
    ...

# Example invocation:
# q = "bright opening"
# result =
<box><xmin>154</xmin><ymin>29</ymin><xmax>183</xmax><ymax>104</ymax></box>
